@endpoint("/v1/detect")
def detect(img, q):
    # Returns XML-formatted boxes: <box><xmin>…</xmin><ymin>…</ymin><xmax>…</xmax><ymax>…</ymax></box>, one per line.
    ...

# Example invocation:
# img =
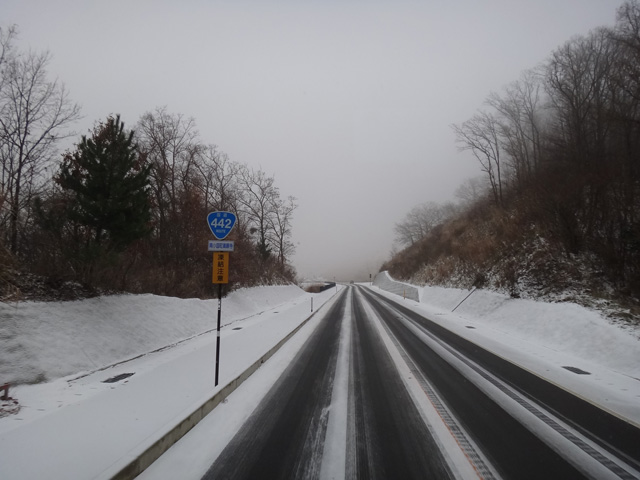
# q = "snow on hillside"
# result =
<box><xmin>0</xmin><ymin>285</ymin><xmax>307</xmax><ymax>385</ymax></box>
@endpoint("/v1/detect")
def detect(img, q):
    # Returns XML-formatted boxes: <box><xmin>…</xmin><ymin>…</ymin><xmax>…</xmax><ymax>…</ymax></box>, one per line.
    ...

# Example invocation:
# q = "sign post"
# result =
<box><xmin>207</xmin><ymin>211</ymin><xmax>237</xmax><ymax>387</ymax></box>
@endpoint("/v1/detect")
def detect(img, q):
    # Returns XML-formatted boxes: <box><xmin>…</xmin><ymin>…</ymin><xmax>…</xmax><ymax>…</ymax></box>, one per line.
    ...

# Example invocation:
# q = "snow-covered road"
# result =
<box><xmin>364</xmin><ymin>287</ymin><xmax>640</xmax><ymax>479</ymax></box>
<box><xmin>1</xmin><ymin>281</ymin><xmax>639</xmax><ymax>479</ymax></box>
<box><xmin>144</xmin><ymin>286</ymin><xmax>640</xmax><ymax>479</ymax></box>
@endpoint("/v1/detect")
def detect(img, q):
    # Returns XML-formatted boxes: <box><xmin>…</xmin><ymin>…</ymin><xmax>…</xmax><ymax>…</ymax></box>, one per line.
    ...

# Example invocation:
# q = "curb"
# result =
<box><xmin>110</xmin><ymin>293</ymin><xmax>336</xmax><ymax>480</ymax></box>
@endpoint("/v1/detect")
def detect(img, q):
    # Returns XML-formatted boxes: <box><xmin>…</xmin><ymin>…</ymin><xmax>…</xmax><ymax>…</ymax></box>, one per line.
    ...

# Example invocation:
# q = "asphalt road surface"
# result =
<box><xmin>201</xmin><ymin>285</ymin><xmax>640</xmax><ymax>480</ymax></box>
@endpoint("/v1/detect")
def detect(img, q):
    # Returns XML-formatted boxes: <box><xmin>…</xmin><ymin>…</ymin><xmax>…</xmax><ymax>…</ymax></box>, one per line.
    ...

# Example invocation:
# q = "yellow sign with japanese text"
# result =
<box><xmin>212</xmin><ymin>252</ymin><xmax>229</xmax><ymax>284</ymax></box>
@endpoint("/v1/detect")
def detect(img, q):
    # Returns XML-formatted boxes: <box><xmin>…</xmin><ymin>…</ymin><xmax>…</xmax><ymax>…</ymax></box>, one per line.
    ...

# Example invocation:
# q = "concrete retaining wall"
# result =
<box><xmin>372</xmin><ymin>271</ymin><xmax>420</xmax><ymax>302</ymax></box>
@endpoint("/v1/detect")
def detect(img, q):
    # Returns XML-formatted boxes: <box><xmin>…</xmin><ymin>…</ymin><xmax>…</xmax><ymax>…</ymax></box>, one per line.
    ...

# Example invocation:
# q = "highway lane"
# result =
<box><xmin>202</xmin><ymin>286</ymin><xmax>453</xmax><ymax>480</ymax></box>
<box><xmin>361</xmin><ymin>287</ymin><xmax>583</xmax><ymax>479</ymax></box>
<box><xmin>348</xmin><ymin>287</ymin><xmax>453</xmax><ymax>479</ymax></box>
<box><xmin>361</xmin><ymin>286</ymin><xmax>640</xmax><ymax>479</ymax></box>
<box><xmin>199</xmin><ymin>285</ymin><xmax>640</xmax><ymax>479</ymax></box>
<box><xmin>202</xmin><ymin>287</ymin><xmax>345</xmax><ymax>479</ymax></box>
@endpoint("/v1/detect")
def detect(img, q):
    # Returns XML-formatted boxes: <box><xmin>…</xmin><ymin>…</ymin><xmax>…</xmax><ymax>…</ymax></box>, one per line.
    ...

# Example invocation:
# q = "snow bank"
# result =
<box><xmin>375</xmin><ymin>272</ymin><xmax>640</xmax><ymax>378</ymax></box>
<box><xmin>0</xmin><ymin>285</ymin><xmax>307</xmax><ymax>385</ymax></box>
<box><xmin>446</xmin><ymin>288</ymin><xmax>640</xmax><ymax>377</ymax></box>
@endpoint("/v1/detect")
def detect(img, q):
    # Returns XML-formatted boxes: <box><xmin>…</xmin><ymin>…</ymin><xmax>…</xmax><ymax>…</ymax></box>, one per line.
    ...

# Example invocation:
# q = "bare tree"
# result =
<box><xmin>0</xmin><ymin>25</ymin><xmax>17</xmax><ymax>88</ymax></box>
<box><xmin>196</xmin><ymin>145</ymin><xmax>241</xmax><ymax>214</ymax></box>
<box><xmin>614</xmin><ymin>1</ymin><xmax>640</xmax><ymax>104</ymax></box>
<box><xmin>238</xmin><ymin>167</ymin><xmax>279</xmax><ymax>261</ymax></box>
<box><xmin>394</xmin><ymin>201</ymin><xmax>455</xmax><ymax>247</ymax></box>
<box><xmin>452</xmin><ymin>111</ymin><xmax>505</xmax><ymax>206</ymax></box>
<box><xmin>487</xmin><ymin>69</ymin><xmax>546</xmax><ymax>189</ymax></box>
<box><xmin>0</xmin><ymin>44</ymin><xmax>80</xmax><ymax>253</ymax></box>
<box><xmin>545</xmin><ymin>29</ymin><xmax>616</xmax><ymax>168</ymax></box>
<box><xmin>136</xmin><ymin>107</ymin><xmax>201</xmax><ymax>257</ymax></box>
<box><xmin>269</xmin><ymin>195</ymin><xmax>297</xmax><ymax>266</ymax></box>
<box><xmin>0</xmin><ymin>26</ymin><xmax>16</xmax><ymax>255</ymax></box>
<box><xmin>454</xmin><ymin>177</ymin><xmax>488</xmax><ymax>208</ymax></box>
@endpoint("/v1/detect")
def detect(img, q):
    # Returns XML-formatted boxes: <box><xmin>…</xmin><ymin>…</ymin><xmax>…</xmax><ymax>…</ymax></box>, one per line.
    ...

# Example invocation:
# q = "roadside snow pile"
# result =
<box><xmin>0</xmin><ymin>285</ymin><xmax>307</xmax><ymax>385</ymax></box>
<box><xmin>375</xmin><ymin>272</ymin><xmax>640</xmax><ymax>378</ymax></box>
<box><xmin>422</xmin><ymin>285</ymin><xmax>640</xmax><ymax>377</ymax></box>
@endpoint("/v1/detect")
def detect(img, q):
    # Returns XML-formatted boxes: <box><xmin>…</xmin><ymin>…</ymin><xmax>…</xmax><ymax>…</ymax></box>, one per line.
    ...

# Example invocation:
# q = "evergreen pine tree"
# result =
<box><xmin>57</xmin><ymin>115</ymin><xmax>152</xmax><ymax>253</ymax></box>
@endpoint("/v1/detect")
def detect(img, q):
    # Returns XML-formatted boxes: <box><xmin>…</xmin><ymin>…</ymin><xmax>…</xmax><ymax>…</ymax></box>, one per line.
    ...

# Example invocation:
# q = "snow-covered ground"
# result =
<box><xmin>0</xmin><ymin>280</ymin><xmax>639</xmax><ymax>479</ymax></box>
<box><xmin>0</xmin><ymin>285</ymin><xmax>313</xmax><ymax>385</ymax></box>
<box><xmin>375</xmin><ymin>272</ymin><xmax>640</xmax><ymax>422</ymax></box>
<box><xmin>142</xmin><ymin>281</ymin><xmax>640</xmax><ymax>479</ymax></box>
<box><xmin>0</xmin><ymin>285</ymin><xmax>339</xmax><ymax>479</ymax></box>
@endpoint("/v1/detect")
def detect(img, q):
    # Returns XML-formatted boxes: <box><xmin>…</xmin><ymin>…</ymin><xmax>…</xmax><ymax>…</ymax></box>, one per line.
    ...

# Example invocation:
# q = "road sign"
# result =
<box><xmin>208</xmin><ymin>240</ymin><xmax>234</xmax><ymax>252</ymax></box>
<box><xmin>212</xmin><ymin>252</ymin><xmax>229</xmax><ymax>284</ymax></box>
<box><xmin>207</xmin><ymin>212</ymin><xmax>236</xmax><ymax>387</ymax></box>
<box><xmin>207</xmin><ymin>211</ymin><xmax>237</xmax><ymax>240</ymax></box>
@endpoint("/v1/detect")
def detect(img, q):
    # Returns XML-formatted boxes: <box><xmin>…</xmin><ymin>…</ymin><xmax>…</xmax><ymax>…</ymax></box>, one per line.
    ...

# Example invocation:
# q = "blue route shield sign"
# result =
<box><xmin>207</xmin><ymin>211</ymin><xmax>237</xmax><ymax>240</ymax></box>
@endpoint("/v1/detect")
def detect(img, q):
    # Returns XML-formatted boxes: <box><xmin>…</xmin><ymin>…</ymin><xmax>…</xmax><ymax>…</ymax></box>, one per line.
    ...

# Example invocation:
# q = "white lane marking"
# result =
<box><xmin>319</xmin><ymin>288</ymin><xmax>352</xmax><ymax>480</ymax></box>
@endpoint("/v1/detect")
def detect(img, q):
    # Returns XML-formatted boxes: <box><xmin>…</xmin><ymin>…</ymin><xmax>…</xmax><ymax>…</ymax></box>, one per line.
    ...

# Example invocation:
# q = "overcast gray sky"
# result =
<box><xmin>4</xmin><ymin>0</ymin><xmax>622</xmax><ymax>281</ymax></box>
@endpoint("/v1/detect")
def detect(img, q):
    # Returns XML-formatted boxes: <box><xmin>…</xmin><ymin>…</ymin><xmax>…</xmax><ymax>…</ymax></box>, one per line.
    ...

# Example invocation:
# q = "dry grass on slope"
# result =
<box><xmin>382</xmin><ymin>201</ymin><xmax>640</xmax><ymax>326</ymax></box>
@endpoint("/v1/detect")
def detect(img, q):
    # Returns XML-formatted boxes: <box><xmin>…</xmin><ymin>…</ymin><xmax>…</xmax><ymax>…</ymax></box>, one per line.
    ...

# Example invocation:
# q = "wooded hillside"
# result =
<box><xmin>384</xmin><ymin>1</ymin><xmax>640</xmax><ymax>320</ymax></box>
<box><xmin>0</xmin><ymin>28</ymin><xmax>297</xmax><ymax>299</ymax></box>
